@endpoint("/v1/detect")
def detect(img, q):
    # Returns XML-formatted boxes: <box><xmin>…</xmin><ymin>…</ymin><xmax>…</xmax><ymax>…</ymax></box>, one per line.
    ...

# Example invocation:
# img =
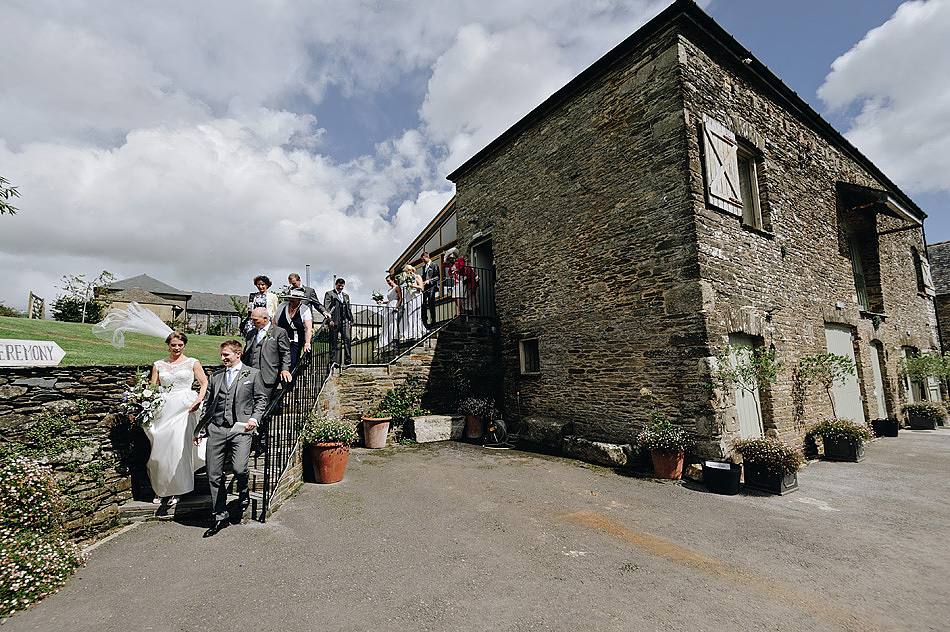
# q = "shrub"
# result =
<box><xmin>0</xmin><ymin>457</ymin><xmax>67</xmax><ymax>533</ymax></box>
<box><xmin>0</xmin><ymin>302</ymin><xmax>23</xmax><ymax>317</ymax></box>
<box><xmin>900</xmin><ymin>402</ymin><xmax>945</xmax><ymax>426</ymax></box>
<box><xmin>809</xmin><ymin>418</ymin><xmax>874</xmax><ymax>442</ymax></box>
<box><xmin>457</xmin><ymin>396</ymin><xmax>499</xmax><ymax>420</ymax></box>
<box><xmin>734</xmin><ymin>437</ymin><xmax>803</xmax><ymax>475</ymax></box>
<box><xmin>371</xmin><ymin>375</ymin><xmax>429</xmax><ymax>422</ymax></box>
<box><xmin>300</xmin><ymin>416</ymin><xmax>358</xmax><ymax>445</ymax></box>
<box><xmin>637</xmin><ymin>419</ymin><xmax>693</xmax><ymax>453</ymax></box>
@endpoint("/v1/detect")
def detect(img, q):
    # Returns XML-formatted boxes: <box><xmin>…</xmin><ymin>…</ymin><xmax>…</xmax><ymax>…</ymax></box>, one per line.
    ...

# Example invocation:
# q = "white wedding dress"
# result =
<box><xmin>147</xmin><ymin>357</ymin><xmax>204</xmax><ymax>497</ymax></box>
<box><xmin>376</xmin><ymin>286</ymin><xmax>402</xmax><ymax>350</ymax></box>
<box><xmin>402</xmin><ymin>282</ymin><xmax>423</xmax><ymax>340</ymax></box>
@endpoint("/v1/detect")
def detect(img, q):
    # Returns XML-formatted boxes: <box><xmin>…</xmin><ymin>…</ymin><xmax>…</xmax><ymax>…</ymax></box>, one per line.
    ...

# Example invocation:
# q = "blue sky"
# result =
<box><xmin>0</xmin><ymin>0</ymin><xmax>947</xmax><ymax>310</ymax></box>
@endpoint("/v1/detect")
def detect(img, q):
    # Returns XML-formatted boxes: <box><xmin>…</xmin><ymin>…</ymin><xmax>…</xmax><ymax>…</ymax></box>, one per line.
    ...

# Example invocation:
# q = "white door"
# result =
<box><xmin>823</xmin><ymin>325</ymin><xmax>866</xmax><ymax>423</ymax></box>
<box><xmin>869</xmin><ymin>342</ymin><xmax>887</xmax><ymax>418</ymax></box>
<box><xmin>728</xmin><ymin>334</ymin><xmax>764</xmax><ymax>439</ymax></box>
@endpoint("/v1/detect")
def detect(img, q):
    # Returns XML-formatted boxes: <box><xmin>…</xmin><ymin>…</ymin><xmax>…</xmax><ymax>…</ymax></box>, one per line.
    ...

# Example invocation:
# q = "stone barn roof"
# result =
<box><xmin>928</xmin><ymin>241</ymin><xmax>950</xmax><ymax>295</ymax></box>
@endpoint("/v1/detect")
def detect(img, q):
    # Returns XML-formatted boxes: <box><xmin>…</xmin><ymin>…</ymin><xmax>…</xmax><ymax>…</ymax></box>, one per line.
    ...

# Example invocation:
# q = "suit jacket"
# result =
<box><xmin>242</xmin><ymin>324</ymin><xmax>291</xmax><ymax>386</ymax></box>
<box><xmin>195</xmin><ymin>365</ymin><xmax>268</xmax><ymax>439</ymax></box>
<box><xmin>300</xmin><ymin>285</ymin><xmax>329</xmax><ymax>316</ymax></box>
<box><xmin>420</xmin><ymin>261</ymin><xmax>439</xmax><ymax>294</ymax></box>
<box><xmin>324</xmin><ymin>289</ymin><xmax>354</xmax><ymax>326</ymax></box>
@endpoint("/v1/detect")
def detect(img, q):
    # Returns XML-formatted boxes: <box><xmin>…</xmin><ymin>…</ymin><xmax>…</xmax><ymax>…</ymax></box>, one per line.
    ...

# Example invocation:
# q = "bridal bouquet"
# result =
<box><xmin>371</xmin><ymin>290</ymin><xmax>384</xmax><ymax>303</ymax></box>
<box><xmin>121</xmin><ymin>371</ymin><xmax>167</xmax><ymax>427</ymax></box>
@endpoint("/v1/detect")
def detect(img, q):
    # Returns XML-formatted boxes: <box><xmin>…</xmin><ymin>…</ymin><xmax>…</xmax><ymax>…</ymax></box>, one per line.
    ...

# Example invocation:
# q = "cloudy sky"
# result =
<box><xmin>1</xmin><ymin>0</ymin><xmax>948</xmax><ymax>311</ymax></box>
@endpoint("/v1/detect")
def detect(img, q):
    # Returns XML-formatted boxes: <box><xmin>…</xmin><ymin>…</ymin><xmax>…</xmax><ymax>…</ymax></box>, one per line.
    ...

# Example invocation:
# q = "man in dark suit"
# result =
<box><xmin>419</xmin><ymin>251</ymin><xmax>440</xmax><ymax>330</ymax></box>
<box><xmin>243</xmin><ymin>307</ymin><xmax>292</xmax><ymax>394</ymax></box>
<box><xmin>288</xmin><ymin>272</ymin><xmax>331</xmax><ymax>323</ymax></box>
<box><xmin>194</xmin><ymin>340</ymin><xmax>268</xmax><ymax>537</ymax></box>
<box><xmin>324</xmin><ymin>277</ymin><xmax>354</xmax><ymax>365</ymax></box>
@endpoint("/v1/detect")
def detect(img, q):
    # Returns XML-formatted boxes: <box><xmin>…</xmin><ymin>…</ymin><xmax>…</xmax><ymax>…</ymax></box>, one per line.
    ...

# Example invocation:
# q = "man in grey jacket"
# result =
<box><xmin>242</xmin><ymin>307</ymin><xmax>292</xmax><ymax>394</ymax></box>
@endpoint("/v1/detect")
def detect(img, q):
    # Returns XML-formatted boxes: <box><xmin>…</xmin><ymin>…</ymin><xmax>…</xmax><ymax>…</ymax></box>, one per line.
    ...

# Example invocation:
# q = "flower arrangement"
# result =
<box><xmin>371</xmin><ymin>290</ymin><xmax>384</xmax><ymax>303</ymax></box>
<box><xmin>458</xmin><ymin>396</ymin><xmax>499</xmax><ymax>420</ymax></box>
<box><xmin>120</xmin><ymin>371</ymin><xmax>167</xmax><ymax>428</ymax></box>
<box><xmin>900</xmin><ymin>402</ymin><xmax>945</xmax><ymax>426</ymax></box>
<box><xmin>734</xmin><ymin>437</ymin><xmax>803</xmax><ymax>475</ymax></box>
<box><xmin>0</xmin><ymin>455</ymin><xmax>84</xmax><ymax>619</ymax></box>
<box><xmin>300</xmin><ymin>415</ymin><xmax>359</xmax><ymax>445</ymax></box>
<box><xmin>808</xmin><ymin>417</ymin><xmax>874</xmax><ymax>442</ymax></box>
<box><xmin>637</xmin><ymin>418</ymin><xmax>693</xmax><ymax>453</ymax></box>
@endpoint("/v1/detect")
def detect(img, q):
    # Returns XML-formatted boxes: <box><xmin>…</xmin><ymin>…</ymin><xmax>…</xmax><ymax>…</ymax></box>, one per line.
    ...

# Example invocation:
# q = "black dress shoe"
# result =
<box><xmin>239</xmin><ymin>498</ymin><xmax>250</xmax><ymax>511</ymax></box>
<box><xmin>203</xmin><ymin>520</ymin><xmax>228</xmax><ymax>538</ymax></box>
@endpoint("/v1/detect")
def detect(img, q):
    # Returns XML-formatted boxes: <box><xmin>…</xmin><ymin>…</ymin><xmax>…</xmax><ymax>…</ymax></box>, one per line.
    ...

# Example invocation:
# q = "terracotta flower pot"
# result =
<box><xmin>650</xmin><ymin>448</ymin><xmax>684</xmax><ymax>479</ymax></box>
<box><xmin>362</xmin><ymin>415</ymin><xmax>392</xmax><ymax>448</ymax></box>
<box><xmin>464</xmin><ymin>414</ymin><xmax>484</xmax><ymax>440</ymax></box>
<box><xmin>309</xmin><ymin>442</ymin><xmax>350</xmax><ymax>484</ymax></box>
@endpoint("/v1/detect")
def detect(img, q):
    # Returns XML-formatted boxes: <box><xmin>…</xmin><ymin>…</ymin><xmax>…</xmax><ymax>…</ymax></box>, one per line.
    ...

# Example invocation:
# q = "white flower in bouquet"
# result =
<box><xmin>121</xmin><ymin>370</ymin><xmax>167</xmax><ymax>427</ymax></box>
<box><xmin>372</xmin><ymin>290</ymin><xmax>384</xmax><ymax>303</ymax></box>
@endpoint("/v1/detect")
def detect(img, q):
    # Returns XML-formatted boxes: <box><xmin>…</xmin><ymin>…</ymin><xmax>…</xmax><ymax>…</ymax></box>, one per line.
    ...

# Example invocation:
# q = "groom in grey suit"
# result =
<box><xmin>194</xmin><ymin>340</ymin><xmax>268</xmax><ymax>538</ymax></box>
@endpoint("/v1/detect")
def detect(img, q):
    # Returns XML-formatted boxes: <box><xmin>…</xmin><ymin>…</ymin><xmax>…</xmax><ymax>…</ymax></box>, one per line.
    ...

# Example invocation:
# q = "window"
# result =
<box><xmin>519</xmin><ymin>338</ymin><xmax>540</xmax><ymax>375</ymax></box>
<box><xmin>701</xmin><ymin>114</ymin><xmax>764</xmax><ymax>230</ymax></box>
<box><xmin>850</xmin><ymin>236</ymin><xmax>870</xmax><ymax>311</ymax></box>
<box><xmin>912</xmin><ymin>248</ymin><xmax>936</xmax><ymax>296</ymax></box>
<box><xmin>440</xmin><ymin>212</ymin><xmax>457</xmax><ymax>244</ymax></box>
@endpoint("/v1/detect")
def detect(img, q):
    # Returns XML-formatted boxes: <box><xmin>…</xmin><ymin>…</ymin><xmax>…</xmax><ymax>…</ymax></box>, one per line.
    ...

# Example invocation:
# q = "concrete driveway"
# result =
<box><xmin>6</xmin><ymin>428</ymin><xmax>949</xmax><ymax>631</ymax></box>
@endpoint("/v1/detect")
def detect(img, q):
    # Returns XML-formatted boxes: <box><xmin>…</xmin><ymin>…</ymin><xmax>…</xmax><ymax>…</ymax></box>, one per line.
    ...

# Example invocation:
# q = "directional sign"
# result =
<box><xmin>0</xmin><ymin>340</ymin><xmax>66</xmax><ymax>367</ymax></box>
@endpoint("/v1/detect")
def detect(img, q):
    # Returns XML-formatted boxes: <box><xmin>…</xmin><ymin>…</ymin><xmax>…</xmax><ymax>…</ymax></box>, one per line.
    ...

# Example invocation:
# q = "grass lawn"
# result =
<box><xmin>0</xmin><ymin>316</ymin><xmax>233</xmax><ymax>366</ymax></box>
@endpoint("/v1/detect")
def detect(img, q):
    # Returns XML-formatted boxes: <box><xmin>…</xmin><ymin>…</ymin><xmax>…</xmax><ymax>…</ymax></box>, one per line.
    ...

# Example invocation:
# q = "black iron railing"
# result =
<box><xmin>257</xmin><ymin>322</ymin><xmax>332</xmax><ymax>521</ymax></box>
<box><xmin>324</xmin><ymin>265</ymin><xmax>496</xmax><ymax>366</ymax></box>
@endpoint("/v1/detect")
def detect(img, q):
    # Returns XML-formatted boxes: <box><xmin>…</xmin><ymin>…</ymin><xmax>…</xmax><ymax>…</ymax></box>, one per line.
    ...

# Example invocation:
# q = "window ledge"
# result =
<box><xmin>520</xmin><ymin>372</ymin><xmax>541</xmax><ymax>378</ymax></box>
<box><xmin>740</xmin><ymin>223</ymin><xmax>775</xmax><ymax>240</ymax></box>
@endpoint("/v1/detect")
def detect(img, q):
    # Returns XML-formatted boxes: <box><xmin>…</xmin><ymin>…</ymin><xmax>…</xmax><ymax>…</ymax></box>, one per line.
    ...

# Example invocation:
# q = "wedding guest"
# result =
<box><xmin>275</xmin><ymin>287</ymin><xmax>312</xmax><ymax>369</ymax></box>
<box><xmin>375</xmin><ymin>273</ymin><xmax>402</xmax><ymax>351</ymax></box>
<box><xmin>324</xmin><ymin>278</ymin><xmax>354</xmax><ymax>365</ymax></box>
<box><xmin>401</xmin><ymin>263</ymin><xmax>424</xmax><ymax>341</ymax></box>
<box><xmin>442</xmin><ymin>248</ymin><xmax>476</xmax><ymax>316</ymax></box>
<box><xmin>288</xmin><ymin>273</ymin><xmax>331</xmax><ymax>322</ymax></box>
<box><xmin>147</xmin><ymin>332</ymin><xmax>207</xmax><ymax>506</ymax></box>
<box><xmin>243</xmin><ymin>307</ymin><xmax>292</xmax><ymax>396</ymax></box>
<box><xmin>247</xmin><ymin>275</ymin><xmax>279</xmax><ymax>319</ymax></box>
<box><xmin>419</xmin><ymin>251</ymin><xmax>439</xmax><ymax>330</ymax></box>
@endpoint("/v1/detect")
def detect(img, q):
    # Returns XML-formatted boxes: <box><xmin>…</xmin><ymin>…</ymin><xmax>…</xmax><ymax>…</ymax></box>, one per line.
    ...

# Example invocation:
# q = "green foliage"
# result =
<box><xmin>734</xmin><ymin>437</ymin><xmax>803</xmax><ymax>475</ymax></box>
<box><xmin>205</xmin><ymin>317</ymin><xmax>235</xmax><ymax>336</ymax></box>
<box><xmin>300</xmin><ymin>415</ymin><xmax>358</xmax><ymax>445</ymax></box>
<box><xmin>457</xmin><ymin>396</ymin><xmax>498</xmax><ymax>419</ymax></box>
<box><xmin>809</xmin><ymin>417</ymin><xmax>874</xmax><ymax>442</ymax></box>
<box><xmin>715</xmin><ymin>345</ymin><xmax>784</xmax><ymax>393</ymax></box>
<box><xmin>52</xmin><ymin>270</ymin><xmax>115</xmax><ymax>323</ymax></box>
<box><xmin>900</xmin><ymin>402</ymin><xmax>945</xmax><ymax>425</ymax></box>
<box><xmin>797</xmin><ymin>353</ymin><xmax>857</xmax><ymax>418</ymax></box>
<box><xmin>163</xmin><ymin>315</ymin><xmax>197</xmax><ymax>334</ymax></box>
<box><xmin>371</xmin><ymin>375</ymin><xmax>430</xmax><ymax>422</ymax></box>
<box><xmin>899</xmin><ymin>353</ymin><xmax>950</xmax><ymax>382</ymax></box>
<box><xmin>0</xmin><ymin>455</ymin><xmax>85</xmax><ymax>619</ymax></box>
<box><xmin>15</xmin><ymin>401</ymin><xmax>89</xmax><ymax>459</ymax></box>
<box><xmin>0</xmin><ymin>303</ymin><xmax>23</xmax><ymax>318</ymax></box>
<box><xmin>0</xmin><ymin>176</ymin><xmax>20</xmax><ymax>216</ymax></box>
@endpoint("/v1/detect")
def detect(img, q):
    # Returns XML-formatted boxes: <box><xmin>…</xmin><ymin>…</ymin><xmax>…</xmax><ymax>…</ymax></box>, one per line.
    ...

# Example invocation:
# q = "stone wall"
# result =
<box><xmin>0</xmin><ymin>365</ymin><xmax>143</xmax><ymax>535</ymax></box>
<box><xmin>680</xmin><ymin>34</ymin><xmax>939</xmax><ymax>454</ymax></box>
<box><xmin>451</xmin><ymin>28</ymin><xmax>704</xmax><ymax>444</ymax></box>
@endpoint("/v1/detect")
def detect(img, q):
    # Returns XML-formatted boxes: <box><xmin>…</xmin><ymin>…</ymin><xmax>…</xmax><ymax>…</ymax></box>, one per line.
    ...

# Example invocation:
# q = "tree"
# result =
<box><xmin>797</xmin><ymin>353</ymin><xmax>857</xmax><ymax>418</ymax></box>
<box><xmin>51</xmin><ymin>271</ymin><xmax>116</xmax><ymax>323</ymax></box>
<box><xmin>0</xmin><ymin>176</ymin><xmax>21</xmax><ymax>215</ymax></box>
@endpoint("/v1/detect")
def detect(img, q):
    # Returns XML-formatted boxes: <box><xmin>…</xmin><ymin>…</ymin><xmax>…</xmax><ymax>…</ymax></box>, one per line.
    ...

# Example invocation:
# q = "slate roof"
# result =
<box><xmin>928</xmin><ymin>241</ymin><xmax>950</xmax><ymax>295</ymax></box>
<box><xmin>186</xmin><ymin>291</ymin><xmax>243</xmax><ymax>314</ymax></box>
<box><xmin>109</xmin><ymin>287</ymin><xmax>174</xmax><ymax>305</ymax></box>
<box><xmin>111</xmin><ymin>274</ymin><xmax>190</xmax><ymax>298</ymax></box>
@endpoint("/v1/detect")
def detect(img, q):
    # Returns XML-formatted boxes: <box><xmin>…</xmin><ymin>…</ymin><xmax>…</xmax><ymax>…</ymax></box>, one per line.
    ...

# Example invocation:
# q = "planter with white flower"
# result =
<box><xmin>734</xmin><ymin>437</ymin><xmax>803</xmax><ymax>495</ymax></box>
<box><xmin>809</xmin><ymin>417</ymin><xmax>873</xmax><ymax>462</ymax></box>
<box><xmin>900</xmin><ymin>402</ymin><xmax>944</xmax><ymax>430</ymax></box>
<box><xmin>637</xmin><ymin>418</ymin><xmax>693</xmax><ymax>480</ymax></box>
<box><xmin>457</xmin><ymin>396</ymin><xmax>499</xmax><ymax>441</ymax></box>
<box><xmin>301</xmin><ymin>415</ymin><xmax>359</xmax><ymax>483</ymax></box>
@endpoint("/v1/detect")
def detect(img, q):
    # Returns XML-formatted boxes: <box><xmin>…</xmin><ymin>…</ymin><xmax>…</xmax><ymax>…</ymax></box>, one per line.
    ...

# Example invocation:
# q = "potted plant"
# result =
<box><xmin>300</xmin><ymin>415</ymin><xmax>359</xmax><ymax>484</ymax></box>
<box><xmin>637</xmin><ymin>416</ymin><xmax>693</xmax><ymax>480</ymax></box>
<box><xmin>808</xmin><ymin>417</ymin><xmax>873</xmax><ymax>462</ymax></box>
<box><xmin>701</xmin><ymin>459</ymin><xmax>742</xmax><ymax>495</ymax></box>
<box><xmin>871</xmin><ymin>418</ymin><xmax>900</xmax><ymax>437</ymax></box>
<box><xmin>458</xmin><ymin>396</ymin><xmax>499</xmax><ymax>440</ymax></box>
<box><xmin>734</xmin><ymin>437</ymin><xmax>803</xmax><ymax>495</ymax></box>
<box><xmin>364</xmin><ymin>376</ymin><xmax>430</xmax><ymax>448</ymax></box>
<box><xmin>901</xmin><ymin>402</ymin><xmax>944</xmax><ymax>430</ymax></box>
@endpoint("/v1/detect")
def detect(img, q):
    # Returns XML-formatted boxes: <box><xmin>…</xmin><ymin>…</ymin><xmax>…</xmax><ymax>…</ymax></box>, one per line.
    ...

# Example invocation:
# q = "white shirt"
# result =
<box><xmin>256</xmin><ymin>326</ymin><xmax>268</xmax><ymax>344</ymax></box>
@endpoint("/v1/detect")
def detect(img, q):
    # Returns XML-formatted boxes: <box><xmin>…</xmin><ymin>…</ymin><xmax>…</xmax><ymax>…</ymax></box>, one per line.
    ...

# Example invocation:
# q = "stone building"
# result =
<box><xmin>928</xmin><ymin>241</ymin><xmax>950</xmax><ymax>351</ymax></box>
<box><xmin>102</xmin><ymin>274</ymin><xmax>242</xmax><ymax>333</ymax></box>
<box><xmin>442</xmin><ymin>0</ymin><xmax>938</xmax><ymax>458</ymax></box>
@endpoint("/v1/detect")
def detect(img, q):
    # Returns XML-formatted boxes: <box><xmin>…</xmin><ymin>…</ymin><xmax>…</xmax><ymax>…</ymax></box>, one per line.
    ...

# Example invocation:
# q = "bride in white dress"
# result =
<box><xmin>401</xmin><ymin>264</ymin><xmax>424</xmax><ymax>341</ymax></box>
<box><xmin>375</xmin><ymin>273</ymin><xmax>403</xmax><ymax>351</ymax></box>
<box><xmin>147</xmin><ymin>332</ymin><xmax>207</xmax><ymax>504</ymax></box>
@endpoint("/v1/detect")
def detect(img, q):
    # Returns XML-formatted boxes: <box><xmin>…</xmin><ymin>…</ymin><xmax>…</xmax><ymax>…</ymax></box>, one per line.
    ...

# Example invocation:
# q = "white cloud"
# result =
<box><xmin>818</xmin><ymin>0</ymin><xmax>950</xmax><ymax>195</ymax></box>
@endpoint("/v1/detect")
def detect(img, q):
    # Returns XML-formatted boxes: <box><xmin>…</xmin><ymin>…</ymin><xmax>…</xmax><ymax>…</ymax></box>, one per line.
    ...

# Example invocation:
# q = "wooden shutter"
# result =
<box><xmin>702</xmin><ymin>114</ymin><xmax>742</xmax><ymax>215</ymax></box>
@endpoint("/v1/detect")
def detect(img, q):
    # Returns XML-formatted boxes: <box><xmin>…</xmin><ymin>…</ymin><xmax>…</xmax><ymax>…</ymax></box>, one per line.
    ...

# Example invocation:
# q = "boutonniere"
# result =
<box><xmin>240</xmin><ymin>370</ymin><xmax>250</xmax><ymax>379</ymax></box>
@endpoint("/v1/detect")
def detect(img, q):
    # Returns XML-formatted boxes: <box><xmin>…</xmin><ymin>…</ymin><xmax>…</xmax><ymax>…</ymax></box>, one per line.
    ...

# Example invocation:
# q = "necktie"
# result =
<box><xmin>226</xmin><ymin>369</ymin><xmax>235</xmax><ymax>388</ymax></box>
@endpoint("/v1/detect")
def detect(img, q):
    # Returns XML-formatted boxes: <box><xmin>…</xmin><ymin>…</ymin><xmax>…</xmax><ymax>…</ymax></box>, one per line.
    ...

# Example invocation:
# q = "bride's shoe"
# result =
<box><xmin>169</xmin><ymin>496</ymin><xmax>180</xmax><ymax>506</ymax></box>
<box><xmin>152</xmin><ymin>496</ymin><xmax>162</xmax><ymax>504</ymax></box>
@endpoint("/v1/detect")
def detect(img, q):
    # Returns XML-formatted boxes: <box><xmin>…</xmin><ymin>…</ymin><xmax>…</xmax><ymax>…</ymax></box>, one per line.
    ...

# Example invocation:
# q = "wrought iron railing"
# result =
<box><xmin>324</xmin><ymin>265</ymin><xmax>496</xmax><ymax>366</ymax></box>
<box><xmin>257</xmin><ymin>322</ymin><xmax>332</xmax><ymax>521</ymax></box>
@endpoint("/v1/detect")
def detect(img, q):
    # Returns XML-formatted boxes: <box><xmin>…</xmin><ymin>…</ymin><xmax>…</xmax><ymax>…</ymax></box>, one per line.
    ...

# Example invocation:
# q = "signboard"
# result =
<box><xmin>0</xmin><ymin>340</ymin><xmax>66</xmax><ymax>367</ymax></box>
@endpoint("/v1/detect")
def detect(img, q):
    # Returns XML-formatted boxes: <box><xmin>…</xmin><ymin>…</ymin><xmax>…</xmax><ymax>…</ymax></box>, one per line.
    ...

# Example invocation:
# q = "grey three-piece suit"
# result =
<box><xmin>242</xmin><ymin>324</ymin><xmax>291</xmax><ymax>389</ymax></box>
<box><xmin>195</xmin><ymin>364</ymin><xmax>268</xmax><ymax>522</ymax></box>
